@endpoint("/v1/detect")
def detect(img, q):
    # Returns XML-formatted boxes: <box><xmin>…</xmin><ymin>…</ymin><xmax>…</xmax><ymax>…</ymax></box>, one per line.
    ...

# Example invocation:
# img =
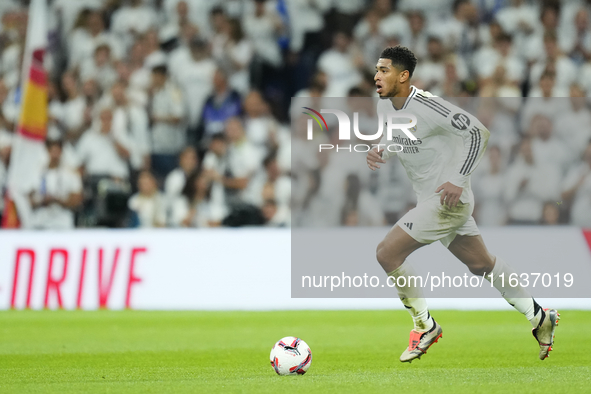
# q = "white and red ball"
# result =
<box><xmin>269</xmin><ymin>337</ymin><xmax>312</xmax><ymax>375</ymax></box>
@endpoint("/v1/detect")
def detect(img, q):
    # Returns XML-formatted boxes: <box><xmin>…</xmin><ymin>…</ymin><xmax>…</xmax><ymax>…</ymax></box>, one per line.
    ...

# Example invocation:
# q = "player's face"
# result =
<box><xmin>374</xmin><ymin>58</ymin><xmax>406</xmax><ymax>98</ymax></box>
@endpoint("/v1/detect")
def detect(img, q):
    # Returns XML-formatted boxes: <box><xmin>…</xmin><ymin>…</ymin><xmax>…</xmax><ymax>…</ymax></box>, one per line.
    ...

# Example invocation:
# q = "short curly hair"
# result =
<box><xmin>379</xmin><ymin>46</ymin><xmax>418</xmax><ymax>78</ymax></box>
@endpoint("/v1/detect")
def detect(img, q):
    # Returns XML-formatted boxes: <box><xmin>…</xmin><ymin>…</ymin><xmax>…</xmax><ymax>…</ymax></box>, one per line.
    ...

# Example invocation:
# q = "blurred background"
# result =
<box><xmin>0</xmin><ymin>0</ymin><xmax>590</xmax><ymax>230</ymax></box>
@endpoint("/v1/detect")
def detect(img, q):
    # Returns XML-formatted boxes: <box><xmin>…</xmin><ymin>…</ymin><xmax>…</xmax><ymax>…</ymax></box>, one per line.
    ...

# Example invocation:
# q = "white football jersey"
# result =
<box><xmin>377</xmin><ymin>86</ymin><xmax>490</xmax><ymax>204</ymax></box>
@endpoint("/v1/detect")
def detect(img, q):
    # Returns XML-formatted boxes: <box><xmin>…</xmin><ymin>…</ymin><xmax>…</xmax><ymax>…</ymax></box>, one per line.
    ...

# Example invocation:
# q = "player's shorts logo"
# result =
<box><xmin>451</xmin><ymin>113</ymin><xmax>470</xmax><ymax>130</ymax></box>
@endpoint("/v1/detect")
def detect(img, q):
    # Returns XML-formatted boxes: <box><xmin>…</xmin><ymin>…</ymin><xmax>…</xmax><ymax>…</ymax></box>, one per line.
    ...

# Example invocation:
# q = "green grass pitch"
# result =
<box><xmin>1</xmin><ymin>310</ymin><xmax>590</xmax><ymax>393</ymax></box>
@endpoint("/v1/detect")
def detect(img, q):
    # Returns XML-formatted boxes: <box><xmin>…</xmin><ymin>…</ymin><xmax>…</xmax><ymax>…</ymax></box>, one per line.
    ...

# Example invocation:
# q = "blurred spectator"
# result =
<box><xmin>578</xmin><ymin>55</ymin><xmax>591</xmax><ymax>97</ymax></box>
<box><xmin>109</xmin><ymin>80</ymin><xmax>151</xmax><ymax>172</ymax></box>
<box><xmin>243</xmin><ymin>0</ymin><xmax>284</xmax><ymax>72</ymax></box>
<box><xmin>58</xmin><ymin>71</ymin><xmax>89</xmax><ymax>145</ymax></box>
<box><xmin>529</xmin><ymin>31</ymin><xmax>577</xmax><ymax>93</ymax></box>
<box><xmin>354</xmin><ymin>10</ymin><xmax>387</xmax><ymax>73</ymax></box>
<box><xmin>244</xmin><ymin>150</ymin><xmax>290</xmax><ymax>211</ymax></box>
<box><xmin>0</xmin><ymin>11</ymin><xmax>25</xmax><ymax>90</ymax></box>
<box><xmin>340</xmin><ymin>174</ymin><xmax>385</xmax><ymax>226</ymax></box>
<box><xmin>317</xmin><ymin>31</ymin><xmax>363</xmax><ymax>96</ymax></box>
<box><xmin>196</xmin><ymin>69</ymin><xmax>241</xmax><ymax>150</ymax></box>
<box><xmin>475</xmin><ymin>99</ymin><xmax>519</xmax><ymax>158</ymax></box>
<box><xmin>127</xmin><ymin>40</ymin><xmax>152</xmax><ymax>95</ymax></box>
<box><xmin>79</xmin><ymin>44</ymin><xmax>118</xmax><ymax>92</ymax></box>
<box><xmin>399</xmin><ymin>0</ymin><xmax>454</xmax><ymax>22</ymax></box>
<box><xmin>142</xmin><ymin>29</ymin><xmax>168</xmax><ymax>71</ymax></box>
<box><xmin>495</xmin><ymin>0</ymin><xmax>538</xmax><ymax>59</ymax></box>
<box><xmin>478</xmin><ymin>20</ymin><xmax>504</xmax><ymax>49</ymax></box>
<box><xmin>560</xmin><ymin>0</ymin><xmax>591</xmax><ymax>41</ymax></box>
<box><xmin>2</xmin><ymin>76</ymin><xmax>22</xmax><ymax>128</ymax></box>
<box><xmin>541</xmin><ymin>201</ymin><xmax>561</xmax><ymax>225</ymax></box>
<box><xmin>528</xmin><ymin>114</ymin><xmax>570</xmax><ymax>173</ymax></box>
<box><xmin>148</xmin><ymin>65</ymin><xmax>185</xmax><ymax>179</ymax></box>
<box><xmin>222</xmin><ymin>117</ymin><xmax>261</xmax><ymax>206</ymax></box>
<box><xmin>29</xmin><ymin>140</ymin><xmax>82</xmax><ymax>229</ymax></box>
<box><xmin>212</xmin><ymin>18</ymin><xmax>253</xmax><ymax>95</ymax></box>
<box><xmin>77</xmin><ymin>107</ymin><xmax>131</xmax><ymax>181</ymax></box>
<box><xmin>168</xmin><ymin>23</ymin><xmax>200</xmax><ymax>81</ymax></box>
<box><xmin>176</xmin><ymin>37</ymin><xmax>216</xmax><ymax>134</ymax></box>
<box><xmin>0</xmin><ymin>137</ymin><xmax>8</xmax><ymax>220</ymax></box>
<box><xmin>68</xmin><ymin>9</ymin><xmax>123</xmax><ymax>69</ymax></box>
<box><xmin>553</xmin><ymin>85</ymin><xmax>591</xmax><ymax>159</ymax></box>
<box><xmin>164</xmin><ymin>145</ymin><xmax>199</xmax><ymax>204</ymax></box>
<box><xmin>128</xmin><ymin>170</ymin><xmax>166</xmax><ymax>228</ymax></box>
<box><xmin>473</xmin><ymin>146</ymin><xmax>507</xmax><ymax>226</ymax></box>
<box><xmin>376</xmin><ymin>157</ymin><xmax>415</xmax><ymax>225</ymax></box>
<box><xmin>169</xmin><ymin>170</ymin><xmax>227</xmax><ymax>227</ymax></box>
<box><xmin>163</xmin><ymin>0</ymin><xmax>220</xmax><ymax>38</ymax></box>
<box><xmin>201</xmin><ymin>132</ymin><xmax>228</xmax><ymax>217</ymax></box>
<box><xmin>81</xmin><ymin>78</ymin><xmax>102</xmax><ymax>112</ymax></box>
<box><xmin>407</xmin><ymin>11</ymin><xmax>428</xmax><ymax>60</ymax></box>
<box><xmin>285</xmin><ymin>0</ymin><xmax>326</xmax><ymax>53</ymax></box>
<box><xmin>111</xmin><ymin>0</ymin><xmax>158</xmax><ymax>50</ymax></box>
<box><xmin>51</xmin><ymin>0</ymin><xmax>104</xmax><ymax>43</ymax></box>
<box><xmin>373</xmin><ymin>0</ymin><xmax>409</xmax><ymax>42</ymax></box>
<box><xmin>294</xmin><ymin>71</ymin><xmax>327</xmax><ymax>99</ymax></box>
<box><xmin>163</xmin><ymin>0</ymin><xmax>194</xmax><ymax>38</ymax></box>
<box><xmin>560</xmin><ymin>7</ymin><xmax>591</xmax><ymax>65</ymax></box>
<box><xmin>522</xmin><ymin>72</ymin><xmax>569</xmax><ymax>127</ymax></box>
<box><xmin>243</xmin><ymin>90</ymin><xmax>278</xmax><ymax>159</ymax></box>
<box><xmin>210</xmin><ymin>6</ymin><xmax>229</xmax><ymax>51</ymax></box>
<box><xmin>561</xmin><ymin>141</ymin><xmax>591</xmax><ymax>227</ymax></box>
<box><xmin>46</xmin><ymin>82</ymin><xmax>74</xmax><ymax>170</ymax></box>
<box><xmin>262</xmin><ymin>197</ymin><xmax>289</xmax><ymax>227</ymax></box>
<box><xmin>0</xmin><ymin>80</ymin><xmax>15</xmax><ymax>133</ymax></box>
<box><xmin>473</xmin><ymin>33</ymin><xmax>525</xmax><ymax>87</ymax></box>
<box><xmin>504</xmin><ymin>137</ymin><xmax>562</xmax><ymax>225</ymax></box>
<box><xmin>413</xmin><ymin>35</ymin><xmax>468</xmax><ymax>96</ymax></box>
<box><xmin>431</xmin><ymin>0</ymin><xmax>479</xmax><ymax>59</ymax></box>
<box><xmin>522</xmin><ymin>3</ymin><xmax>562</xmax><ymax>63</ymax></box>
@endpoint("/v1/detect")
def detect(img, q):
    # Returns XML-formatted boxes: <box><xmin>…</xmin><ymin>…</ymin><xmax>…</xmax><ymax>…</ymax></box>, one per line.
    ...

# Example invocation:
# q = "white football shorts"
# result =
<box><xmin>395</xmin><ymin>196</ymin><xmax>480</xmax><ymax>248</ymax></box>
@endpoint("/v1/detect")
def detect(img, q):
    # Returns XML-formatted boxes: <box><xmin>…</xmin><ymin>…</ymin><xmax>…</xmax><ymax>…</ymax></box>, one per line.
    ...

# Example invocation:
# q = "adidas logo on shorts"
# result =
<box><xmin>404</xmin><ymin>222</ymin><xmax>413</xmax><ymax>230</ymax></box>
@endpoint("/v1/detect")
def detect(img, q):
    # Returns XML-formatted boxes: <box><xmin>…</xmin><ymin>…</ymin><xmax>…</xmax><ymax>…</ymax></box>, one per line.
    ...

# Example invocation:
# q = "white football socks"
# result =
<box><xmin>388</xmin><ymin>260</ymin><xmax>434</xmax><ymax>332</ymax></box>
<box><xmin>486</xmin><ymin>256</ymin><xmax>544</xmax><ymax>328</ymax></box>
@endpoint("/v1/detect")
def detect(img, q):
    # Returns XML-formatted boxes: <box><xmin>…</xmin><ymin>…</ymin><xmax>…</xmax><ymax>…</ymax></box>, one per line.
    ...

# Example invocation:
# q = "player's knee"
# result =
<box><xmin>467</xmin><ymin>257</ymin><xmax>495</xmax><ymax>276</ymax></box>
<box><xmin>376</xmin><ymin>242</ymin><xmax>402</xmax><ymax>271</ymax></box>
<box><xmin>376</xmin><ymin>242</ymin><xmax>390</xmax><ymax>268</ymax></box>
<box><xmin>468</xmin><ymin>263</ymin><xmax>488</xmax><ymax>276</ymax></box>
<box><xmin>376</xmin><ymin>242</ymin><xmax>386</xmax><ymax>264</ymax></box>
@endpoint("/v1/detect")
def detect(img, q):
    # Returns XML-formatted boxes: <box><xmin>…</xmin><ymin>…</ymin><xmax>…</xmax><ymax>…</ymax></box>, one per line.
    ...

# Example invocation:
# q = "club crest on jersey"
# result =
<box><xmin>451</xmin><ymin>113</ymin><xmax>470</xmax><ymax>130</ymax></box>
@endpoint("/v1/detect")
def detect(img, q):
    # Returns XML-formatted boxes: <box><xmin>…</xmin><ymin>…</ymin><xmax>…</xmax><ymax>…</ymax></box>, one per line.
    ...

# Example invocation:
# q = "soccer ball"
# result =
<box><xmin>269</xmin><ymin>336</ymin><xmax>312</xmax><ymax>375</ymax></box>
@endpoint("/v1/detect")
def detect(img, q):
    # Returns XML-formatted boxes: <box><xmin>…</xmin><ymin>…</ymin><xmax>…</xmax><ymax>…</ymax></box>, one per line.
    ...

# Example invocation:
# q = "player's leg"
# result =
<box><xmin>376</xmin><ymin>224</ymin><xmax>424</xmax><ymax>273</ymax></box>
<box><xmin>376</xmin><ymin>224</ymin><xmax>443</xmax><ymax>362</ymax></box>
<box><xmin>376</xmin><ymin>225</ymin><xmax>431</xmax><ymax>330</ymax></box>
<box><xmin>448</xmin><ymin>234</ymin><xmax>560</xmax><ymax>359</ymax></box>
<box><xmin>448</xmin><ymin>234</ymin><xmax>541</xmax><ymax>323</ymax></box>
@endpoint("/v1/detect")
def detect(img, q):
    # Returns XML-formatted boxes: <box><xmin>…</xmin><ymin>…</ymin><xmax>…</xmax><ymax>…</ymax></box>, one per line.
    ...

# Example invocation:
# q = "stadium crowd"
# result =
<box><xmin>0</xmin><ymin>0</ymin><xmax>589</xmax><ymax>229</ymax></box>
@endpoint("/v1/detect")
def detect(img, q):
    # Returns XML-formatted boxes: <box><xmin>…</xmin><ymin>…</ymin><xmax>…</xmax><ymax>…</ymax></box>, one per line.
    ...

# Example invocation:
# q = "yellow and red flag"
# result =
<box><xmin>2</xmin><ymin>0</ymin><xmax>48</xmax><ymax>228</ymax></box>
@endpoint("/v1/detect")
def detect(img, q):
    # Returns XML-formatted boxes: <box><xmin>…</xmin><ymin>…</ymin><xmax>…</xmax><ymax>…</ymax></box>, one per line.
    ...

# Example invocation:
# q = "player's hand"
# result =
<box><xmin>436</xmin><ymin>182</ymin><xmax>463</xmax><ymax>207</ymax></box>
<box><xmin>367</xmin><ymin>147</ymin><xmax>385</xmax><ymax>171</ymax></box>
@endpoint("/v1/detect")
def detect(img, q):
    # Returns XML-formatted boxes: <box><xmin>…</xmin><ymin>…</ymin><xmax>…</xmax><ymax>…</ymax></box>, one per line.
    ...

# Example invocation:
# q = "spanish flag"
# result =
<box><xmin>2</xmin><ymin>0</ymin><xmax>48</xmax><ymax>228</ymax></box>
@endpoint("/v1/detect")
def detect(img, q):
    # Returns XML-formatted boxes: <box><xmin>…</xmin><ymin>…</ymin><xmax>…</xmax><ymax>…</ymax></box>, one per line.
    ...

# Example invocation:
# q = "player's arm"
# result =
<box><xmin>438</xmin><ymin>109</ymin><xmax>490</xmax><ymax>206</ymax></box>
<box><xmin>367</xmin><ymin>146</ymin><xmax>386</xmax><ymax>170</ymax></box>
<box><xmin>367</xmin><ymin>100</ymin><xmax>397</xmax><ymax>170</ymax></box>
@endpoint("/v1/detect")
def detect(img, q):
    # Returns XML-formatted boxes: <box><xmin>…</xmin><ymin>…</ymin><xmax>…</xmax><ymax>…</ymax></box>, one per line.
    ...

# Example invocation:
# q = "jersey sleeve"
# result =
<box><xmin>441</xmin><ymin>106</ymin><xmax>490</xmax><ymax>188</ymax></box>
